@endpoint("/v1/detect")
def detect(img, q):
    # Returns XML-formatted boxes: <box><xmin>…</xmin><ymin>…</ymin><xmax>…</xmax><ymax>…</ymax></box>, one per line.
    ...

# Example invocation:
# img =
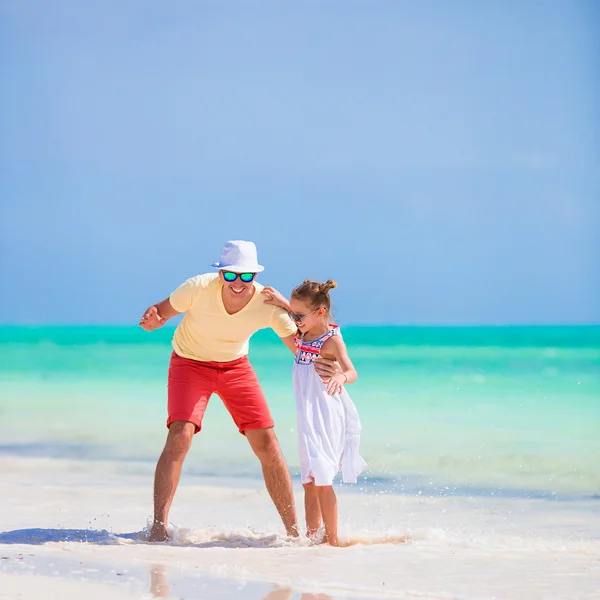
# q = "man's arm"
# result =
<box><xmin>139</xmin><ymin>298</ymin><xmax>181</xmax><ymax>331</ymax></box>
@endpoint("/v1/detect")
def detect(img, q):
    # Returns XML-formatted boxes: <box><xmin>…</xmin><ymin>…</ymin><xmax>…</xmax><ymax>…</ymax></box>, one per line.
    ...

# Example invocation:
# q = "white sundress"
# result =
<box><xmin>292</xmin><ymin>326</ymin><xmax>367</xmax><ymax>487</ymax></box>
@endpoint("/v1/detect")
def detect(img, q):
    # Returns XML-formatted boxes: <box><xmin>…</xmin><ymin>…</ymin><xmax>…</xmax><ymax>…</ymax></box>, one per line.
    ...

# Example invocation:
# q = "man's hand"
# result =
<box><xmin>314</xmin><ymin>355</ymin><xmax>342</xmax><ymax>382</ymax></box>
<box><xmin>326</xmin><ymin>373</ymin><xmax>346</xmax><ymax>396</ymax></box>
<box><xmin>139</xmin><ymin>306</ymin><xmax>166</xmax><ymax>331</ymax></box>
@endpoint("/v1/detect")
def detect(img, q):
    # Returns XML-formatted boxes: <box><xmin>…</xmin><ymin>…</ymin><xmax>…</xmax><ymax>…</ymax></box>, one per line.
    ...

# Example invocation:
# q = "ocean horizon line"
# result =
<box><xmin>1</xmin><ymin>323</ymin><xmax>599</xmax><ymax>330</ymax></box>
<box><xmin>2</xmin><ymin>323</ymin><xmax>599</xmax><ymax>349</ymax></box>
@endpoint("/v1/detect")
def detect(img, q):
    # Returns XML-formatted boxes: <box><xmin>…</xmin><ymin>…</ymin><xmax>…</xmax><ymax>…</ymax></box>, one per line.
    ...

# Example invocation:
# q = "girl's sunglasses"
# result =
<box><xmin>222</xmin><ymin>271</ymin><xmax>256</xmax><ymax>283</ymax></box>
<box><xmin>289</xmin><ymin>309</ymin><xmax>320</xmax><ymax>324</ymax></box>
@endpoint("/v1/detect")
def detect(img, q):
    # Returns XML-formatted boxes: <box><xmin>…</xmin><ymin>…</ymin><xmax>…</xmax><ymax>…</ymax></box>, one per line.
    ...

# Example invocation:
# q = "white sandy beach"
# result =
<box><xmin>1</xmin><ymin>456</ymin><xmax>599</xmax><ymax>600</ymax></box>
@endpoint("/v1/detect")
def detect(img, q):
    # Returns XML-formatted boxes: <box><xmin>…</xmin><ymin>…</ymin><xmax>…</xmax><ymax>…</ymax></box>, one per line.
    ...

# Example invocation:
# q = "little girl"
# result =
<box><xmin>262</xmin><ymin>279</ymin><xmax>366</xmax><ymax>546</ymax></box>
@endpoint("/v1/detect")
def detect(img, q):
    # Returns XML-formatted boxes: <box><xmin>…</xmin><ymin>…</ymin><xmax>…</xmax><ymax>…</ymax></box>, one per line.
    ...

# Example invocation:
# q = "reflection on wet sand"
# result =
<box><xmin>263</xmin><ymin>587</ymin><xmax>334</xmax><ymax>600</ymax></box>
<box><xmin>149</xmin><ymin>565</ymin><xmax>335</xmax><ymax>600</ymax></box>
<box><xmin>150</xmin><ymin>564</ymin><xmax>169</xmax><ymax>598</ymax></box>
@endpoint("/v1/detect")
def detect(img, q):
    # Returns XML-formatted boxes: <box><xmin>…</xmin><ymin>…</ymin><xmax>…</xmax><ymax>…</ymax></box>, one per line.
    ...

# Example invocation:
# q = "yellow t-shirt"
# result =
<box><xmin>169</xmin><ymin>273</ymin><xmax>297</xmax><ymax>362</ymax></box>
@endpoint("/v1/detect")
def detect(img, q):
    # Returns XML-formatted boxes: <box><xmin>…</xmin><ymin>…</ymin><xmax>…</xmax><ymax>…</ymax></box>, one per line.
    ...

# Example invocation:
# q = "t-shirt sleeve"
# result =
<box><xmin>169</xmin><ymin>274</ymin><xmax>212</xmax><ymax>313</ymax></box>
<box><xmin>169</xmin><ymin>279</ymin><xmax>196</xmax><ymax>313</ymax></box>
<box><xmin>270</xmin><ymin>306</ymin><xmax>298</xmax><ymax>338</ymax></box>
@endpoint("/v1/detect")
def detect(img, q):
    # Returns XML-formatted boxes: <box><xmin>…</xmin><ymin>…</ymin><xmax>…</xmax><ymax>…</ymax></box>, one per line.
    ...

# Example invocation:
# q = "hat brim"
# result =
<box><xmin>211</xmin><ymin>262</ymin><xmax>264</xmax><ymax>273</ymax></box>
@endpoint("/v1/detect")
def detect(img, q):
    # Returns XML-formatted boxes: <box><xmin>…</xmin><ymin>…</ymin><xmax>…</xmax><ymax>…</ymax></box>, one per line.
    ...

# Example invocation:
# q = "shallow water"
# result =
<box><xmin>1</xmin><ymin>325</ymin><xmax>599</xmax><ymax>498</ymax></box>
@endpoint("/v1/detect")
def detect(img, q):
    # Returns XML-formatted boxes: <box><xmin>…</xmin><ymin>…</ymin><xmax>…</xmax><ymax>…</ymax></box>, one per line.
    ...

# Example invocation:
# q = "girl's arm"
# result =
<box><xmin>320</xmin><ymin>335</ymin><xmax>357</xmax><ymax>396</ymax></box>
<box><xmin>280</xmin><ymin>333</ymin><xmax>299</xmax><ymax>355</ymax></box>
<box><xmin>261</xmin><ymin>286</ymin><xmax>292</xmax><ymax>312</ymax></box>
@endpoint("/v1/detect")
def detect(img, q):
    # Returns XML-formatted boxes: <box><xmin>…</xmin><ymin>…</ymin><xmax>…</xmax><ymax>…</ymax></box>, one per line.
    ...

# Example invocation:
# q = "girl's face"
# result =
<box><xmin>289</xmin><ymin>297</ymin><xmax>325</xmax><ymax>333</ymax></box>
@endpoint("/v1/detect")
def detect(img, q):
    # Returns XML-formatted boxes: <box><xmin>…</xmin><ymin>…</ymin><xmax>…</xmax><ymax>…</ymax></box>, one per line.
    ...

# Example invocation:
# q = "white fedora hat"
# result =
<box><xmin>211</xmin><ymin>240</ymin><xmax>264</xmax><ymax>273</ymax></box>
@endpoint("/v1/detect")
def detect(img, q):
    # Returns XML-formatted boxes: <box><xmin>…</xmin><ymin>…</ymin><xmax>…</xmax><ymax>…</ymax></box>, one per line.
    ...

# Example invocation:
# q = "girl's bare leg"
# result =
<box><xmin>303</xmin><ymin>481</ymin><xmax>322</xmax><ymax>539</ymax></box>
<box><xmin>315</xmin><ymin>485</ymin><xmax>338</xmax><ymax>546</ymax></box>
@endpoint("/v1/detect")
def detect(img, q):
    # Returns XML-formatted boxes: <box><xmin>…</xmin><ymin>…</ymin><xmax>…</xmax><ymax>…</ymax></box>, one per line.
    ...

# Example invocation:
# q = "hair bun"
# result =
<box><xmin>319</xmin><ymin>279</ymin><xmax>337</xmax><ymax>294</ymax></box>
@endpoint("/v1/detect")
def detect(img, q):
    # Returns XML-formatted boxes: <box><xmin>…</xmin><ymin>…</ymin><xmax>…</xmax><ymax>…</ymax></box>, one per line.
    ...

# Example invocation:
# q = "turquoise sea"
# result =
<box><xmin>1</xmin><ymin>325</ymin><xmax>599</xmax><ymax>499</ymax></box>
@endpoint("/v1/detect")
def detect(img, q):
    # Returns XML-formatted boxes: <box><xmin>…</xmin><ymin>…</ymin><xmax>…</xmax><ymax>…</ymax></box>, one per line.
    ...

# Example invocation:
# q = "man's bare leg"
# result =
<box><xmin>246</xmin><ymin>428</ymin><xmax>299</xmax><ymax>537</ymax></box>
<box><xmin>148</xmin><ymin>421</ymin><xmax>195</xmax><ymax>542</ymax></box>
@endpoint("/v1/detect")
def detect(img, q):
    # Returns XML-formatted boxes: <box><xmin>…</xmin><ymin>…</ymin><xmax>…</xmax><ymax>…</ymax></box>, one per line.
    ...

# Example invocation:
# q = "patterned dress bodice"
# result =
<box><xmin>294</xmin><ymin>325</ymin><xmax>339</xmax><ymax>365</ymax></box>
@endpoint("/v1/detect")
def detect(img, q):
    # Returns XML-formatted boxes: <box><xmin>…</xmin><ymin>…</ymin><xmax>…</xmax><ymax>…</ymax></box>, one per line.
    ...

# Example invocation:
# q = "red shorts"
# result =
<box><xmin>167</xmin><ymin>352</ymin><xmax>274</xmax><ymax>434</ymax></box>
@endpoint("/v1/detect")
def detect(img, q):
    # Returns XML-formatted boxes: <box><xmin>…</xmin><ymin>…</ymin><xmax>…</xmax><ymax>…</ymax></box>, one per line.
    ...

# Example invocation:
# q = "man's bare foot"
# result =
<box><xmin>148</xmin><ymin>523</ymin><xmax>169</xmax><ymax>542</ymax></box>
<box><xmin>286</xmin><ymin>524</ymin><xmax>300</xmax><ymax>538</ymax></box>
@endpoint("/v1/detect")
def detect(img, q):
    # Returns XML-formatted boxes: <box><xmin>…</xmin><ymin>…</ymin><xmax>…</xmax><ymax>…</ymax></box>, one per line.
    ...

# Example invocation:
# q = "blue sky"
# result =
<box><xmin>1</xmin><ymin>1</ymin><xmax>598</xmax><ymax>325</ymax></box>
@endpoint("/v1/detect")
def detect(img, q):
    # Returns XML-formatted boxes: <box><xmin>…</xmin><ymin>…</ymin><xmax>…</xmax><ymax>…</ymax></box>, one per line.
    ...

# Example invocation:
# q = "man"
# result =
<box><xmin>139</xmin><ymin>240</ymin><xmax>337</xmax><ymax>542</ymax></box>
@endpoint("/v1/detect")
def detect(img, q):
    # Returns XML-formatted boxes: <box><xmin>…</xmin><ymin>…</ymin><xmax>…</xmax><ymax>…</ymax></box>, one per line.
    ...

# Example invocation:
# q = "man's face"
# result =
<box><xmin>219</xmin><ymin>270</ymin><xmax>256</xmax><ymax>301</ymax></box>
